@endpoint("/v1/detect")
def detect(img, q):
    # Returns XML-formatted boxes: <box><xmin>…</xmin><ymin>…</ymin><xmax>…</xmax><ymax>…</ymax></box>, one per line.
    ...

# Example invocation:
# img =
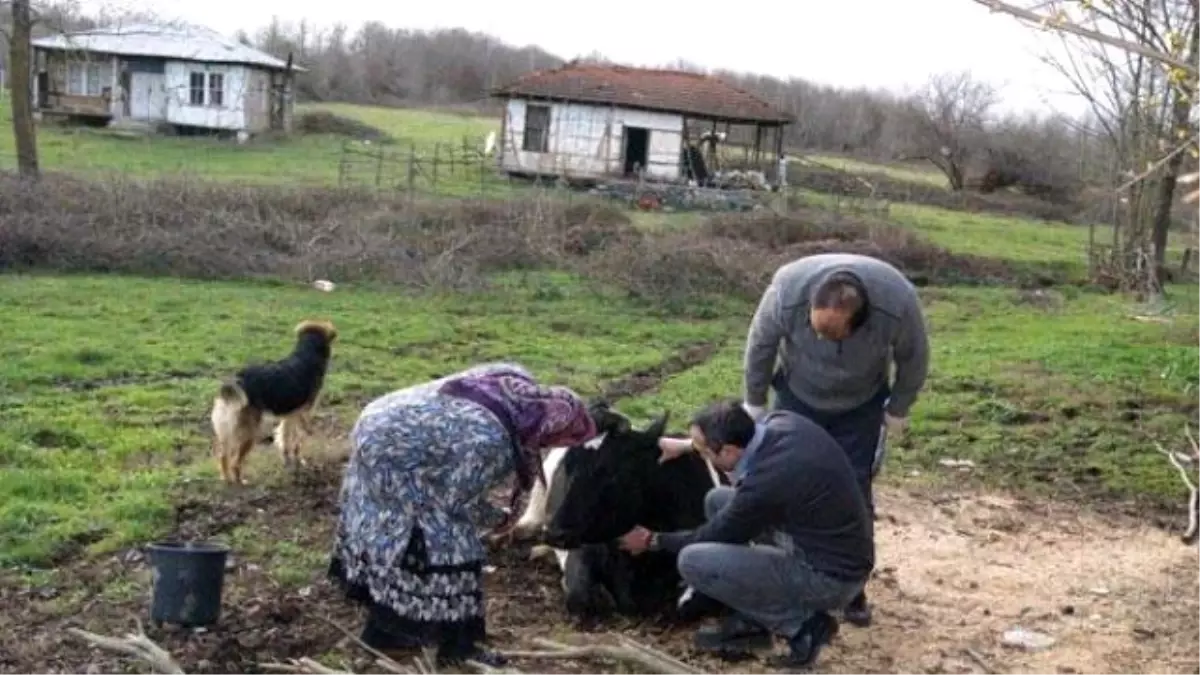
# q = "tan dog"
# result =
<box><xmin>210</xmin><ymin>320</ymin><xmax>337</xmax><ymax>485</ymax></box>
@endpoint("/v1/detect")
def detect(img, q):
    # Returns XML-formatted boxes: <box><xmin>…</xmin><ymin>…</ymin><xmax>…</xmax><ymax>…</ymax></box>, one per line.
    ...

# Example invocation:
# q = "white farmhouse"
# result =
<box><xmin>491</xmin><ymin>61</ymin><xmax>792</xmax><ymax>184</ymax></box>
<box><xmin>31</xmin><ymin>23</ymin><xmax>302</xmax><ymax>140</ymax></box>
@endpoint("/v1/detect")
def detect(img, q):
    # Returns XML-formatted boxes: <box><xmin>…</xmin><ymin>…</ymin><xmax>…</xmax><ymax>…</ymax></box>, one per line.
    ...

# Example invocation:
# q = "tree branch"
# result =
<box><xmin>67</xmin><ymin>625</ymin><xmax>185</xmax><ymax>674</ymax></box>
<box><xmin>499</xmin><ymin>636</ymin><xmax>705</xmax><ymax>674</ymax></box>
<box><xmin>972</xmin><ymin>0</ymin><xmax>1199</xmax><ymax>75</ymax></box>
<box><xmin>1153</xmin><ymin>424</ymin><xmax>1199</xmax><ymax>545</ymax></box>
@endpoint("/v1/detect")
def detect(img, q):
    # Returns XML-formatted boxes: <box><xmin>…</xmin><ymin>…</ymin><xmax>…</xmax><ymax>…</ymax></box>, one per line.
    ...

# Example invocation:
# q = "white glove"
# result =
<box><xmin>742</xmin><ymin>402</ymin><xmax>766</xmax><ymax>421</ymax></box>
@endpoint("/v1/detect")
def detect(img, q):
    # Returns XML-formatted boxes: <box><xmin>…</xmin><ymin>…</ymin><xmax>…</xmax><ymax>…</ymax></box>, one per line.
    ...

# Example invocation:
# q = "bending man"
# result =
<box><xmin>744</xmin><ymin>252</ymin><xmax>930</xmax><ymax>625</ymax></box>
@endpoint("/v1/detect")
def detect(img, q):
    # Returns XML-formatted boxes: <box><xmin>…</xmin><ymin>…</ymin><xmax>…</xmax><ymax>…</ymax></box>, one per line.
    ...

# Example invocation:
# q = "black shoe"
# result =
<box><xmin>770</xmin><ymin>611</ymin><xmax>839</xmax><ymax>669</ymax></box>
<box><xmin>675</xmin><ymin>586</ymin><xmax>727</xmax><ymax>623</ymax></box>
<box><xmin>436</xmin><ymin>645</ymin><xmax>509</xmax><ymax>668</ymax></box>
<box><xmin>843</xmin><ymin>590</ymin><xmax>872</xmax><ymax>627</ymax></box>
<box><xmin>692</xmin><ymin>613</ymin><xmax>773</xmax><ymax>657</ymax></box>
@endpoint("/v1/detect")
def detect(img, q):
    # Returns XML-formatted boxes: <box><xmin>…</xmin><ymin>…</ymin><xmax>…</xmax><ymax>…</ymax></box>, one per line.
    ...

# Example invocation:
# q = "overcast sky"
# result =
<box><xmin>80</xmin><ymin>0</ymin><xmax>1089</xmax><ymax>118</ymax></box>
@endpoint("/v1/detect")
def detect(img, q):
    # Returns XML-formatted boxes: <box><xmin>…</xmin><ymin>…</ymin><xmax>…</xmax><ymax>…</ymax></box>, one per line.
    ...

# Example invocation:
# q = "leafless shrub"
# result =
<box><xmin>0</xmin><ymin>175</ymin><xmax>627</xmax><ymax>291</ymax></box>
<box><xmin>699</xmin><ymin>208</ymin><xmax>877</xmax><ymax>247</ymax></box>
<box><xmin>294</xmin><ymin>111</ymin><xmax>394</xmax><ymax>142</ymax></box>
<box><xmin>0</xmin><ymin>175</ymin><xmax>1070</xmax><ymax>306</ymax></box>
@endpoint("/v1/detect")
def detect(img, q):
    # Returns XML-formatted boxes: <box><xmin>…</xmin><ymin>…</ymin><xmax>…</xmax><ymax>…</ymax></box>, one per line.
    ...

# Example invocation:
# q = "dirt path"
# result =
<box><xmin>824</xmin><ymin>489</ymin><xmax>1199</xmax><ymax>674</ymax></box>
<box><xmin>2</xmin><ymin>457</ymin><xmax>1195</xmax><ymax>674</ymax></box>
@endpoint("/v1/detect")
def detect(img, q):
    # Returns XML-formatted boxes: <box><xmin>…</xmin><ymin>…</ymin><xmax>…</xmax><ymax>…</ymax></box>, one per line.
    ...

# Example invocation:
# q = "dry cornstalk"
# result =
<box><xmin>260</xmin><ymin>657</ymin><xmax>352</xmax><ymax>674</ymax></box>
<box><xmin>499</xmin><ymin>635</ymin><xmax>705</xmax><ymax>674</ymax></box>
<box><xmin>67</xmin><ymin>625</ymin><xmax>185</xmax><ymax>674</ymax></box>
<box><xmin>1153</xmin><ymin>424</ymin><xmax>1200</xmax><ymax>545</ymax></box>
<box><xmin>318</xmin><ymin>616</ymin><xmax>409</xmax><ymax>673</ymax></box>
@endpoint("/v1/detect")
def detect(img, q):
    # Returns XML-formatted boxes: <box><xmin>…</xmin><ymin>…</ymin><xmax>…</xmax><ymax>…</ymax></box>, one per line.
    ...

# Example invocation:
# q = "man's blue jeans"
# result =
<box><xmin>676</xmin><ymin>487</ymin><xmax>864</xmax><ymax>639</ymax></box>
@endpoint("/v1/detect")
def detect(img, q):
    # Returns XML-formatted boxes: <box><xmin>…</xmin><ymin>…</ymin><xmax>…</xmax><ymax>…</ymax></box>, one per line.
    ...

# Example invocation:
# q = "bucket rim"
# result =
<box><xmin>146</xmin><ymin>540</ymin><xmax>231</xmax><ymax>555</ymax></box>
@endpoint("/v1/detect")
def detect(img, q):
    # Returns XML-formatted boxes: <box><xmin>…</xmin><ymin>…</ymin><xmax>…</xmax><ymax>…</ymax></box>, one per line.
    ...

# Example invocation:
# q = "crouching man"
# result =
<box><xmin>620</xmin><ymin>401</ymin><xmax>874</xmax><ymax>668</ymax></box>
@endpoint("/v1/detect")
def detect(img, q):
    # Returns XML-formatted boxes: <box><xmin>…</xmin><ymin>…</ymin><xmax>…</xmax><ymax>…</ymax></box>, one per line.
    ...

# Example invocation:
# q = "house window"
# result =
<box><xmin>207</xmin><ymin>73</ymin><xmax>225</xmax><ymax>107</ymax></box>
<box><xmin>188</xmin><ymin>72</ymin><xmax>205</xmax><ymax>105</ymax></box>
<box><xmin>522</xmin><ymin>104</ymin><xmax>551</xmax><ymax>153</ymax></box>
<box><xmin>189</xmin><ymin>71</ymin><xmax>226</xmax><ymax>107</ymax></box>
<box><xmin>66</xmin><ymin>61</ymin><xmax>105</xmax><ymax>96</ymax></box>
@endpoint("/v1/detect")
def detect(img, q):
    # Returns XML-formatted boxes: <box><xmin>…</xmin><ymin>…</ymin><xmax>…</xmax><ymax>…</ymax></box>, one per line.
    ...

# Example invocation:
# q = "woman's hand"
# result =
<box><xmin>619</xmin><ymin>526</ymin><xmax>653</xmax><ymax>556</ymax></box>
<box><xmin>658</xmin><ymin>437</ymin><xmax>694</xmax><ymax>465</ymax></box>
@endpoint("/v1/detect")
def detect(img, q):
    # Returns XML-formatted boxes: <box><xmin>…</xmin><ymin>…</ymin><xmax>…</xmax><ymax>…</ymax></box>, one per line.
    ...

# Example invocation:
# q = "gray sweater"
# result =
<box><xmin>744</xmin><ymin>253</ymin><xmax>930</xmax><ymax>418</ymax></box>
<box><xmin>656</xmin><ymin>411</ymin><xmax>874</xmax><ymax>581</ymax></box>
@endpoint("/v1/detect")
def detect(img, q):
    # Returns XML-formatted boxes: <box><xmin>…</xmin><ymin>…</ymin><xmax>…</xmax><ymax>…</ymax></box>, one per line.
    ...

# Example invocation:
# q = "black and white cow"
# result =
<box><xmin>514</xmin><ymin>402</ymin><xmax>727</xmax><ymax>621</ymax></box>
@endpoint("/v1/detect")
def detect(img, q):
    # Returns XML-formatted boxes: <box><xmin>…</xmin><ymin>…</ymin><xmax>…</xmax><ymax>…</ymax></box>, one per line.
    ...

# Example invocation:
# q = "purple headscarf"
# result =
<box><xmin>440</xmin><ymin>370</ymin><xmax>597</xmax><ymax>522</ymax></box>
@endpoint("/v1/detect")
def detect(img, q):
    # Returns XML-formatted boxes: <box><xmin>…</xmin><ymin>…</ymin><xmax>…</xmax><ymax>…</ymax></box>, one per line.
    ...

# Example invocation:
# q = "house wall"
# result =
<box><xmin>37</xmin><ymin>51</ymin><xmax>117</xmax><ymax>117</ymax></box>
<box><xmin>241</xmin><ymin>68</ymin><xmax>272</xmax><ymax>132</ymax></box>
<box><xmin>35</xmin><ymin>50</ymin><xmax>290</xmax><ymax>135</ymax></box>
<box><xmin>498</xmin><ymin>98</ymin><xmax>683</xmax><ymax>181</ymax></box>
<box><xmin>163</xmin><ymin>61</ymin><xmax>248</xmax><ymax>130</ymax></box>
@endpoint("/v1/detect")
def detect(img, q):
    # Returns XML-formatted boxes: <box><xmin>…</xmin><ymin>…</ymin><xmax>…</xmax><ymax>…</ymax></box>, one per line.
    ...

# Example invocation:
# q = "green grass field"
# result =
<box><xmin>2</xmin><ymin>270</ymin><xmax>1195</xmax><ymax>567</ymax></box>
<box><xmin>799</xmin><ymin>153</ymin><xmax>948</xmax><ymax>187</ymax></box>
<box><xmin>1</xmin><ymin>100</ymin><xmax>1197</xmax><ymax>574</ymax></box>
<box><xmin>0</xmin><ymin>100</ymin><xmax>505</xmax><ymax>193</ymax></box>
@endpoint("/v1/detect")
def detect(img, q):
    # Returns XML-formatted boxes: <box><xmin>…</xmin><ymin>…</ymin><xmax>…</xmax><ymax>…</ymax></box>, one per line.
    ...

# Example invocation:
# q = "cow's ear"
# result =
<box><xmin>644</xmin><ymin>411</ymin><xmax>670</xmax><ymax>439</ymax></box>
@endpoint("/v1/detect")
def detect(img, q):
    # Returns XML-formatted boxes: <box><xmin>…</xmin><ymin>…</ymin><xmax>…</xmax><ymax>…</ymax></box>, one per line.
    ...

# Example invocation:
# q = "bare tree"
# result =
<box><xmin>9</xmin><ymin>0</ymin><xmax>38</xmax><ymax>179</ymax></box>
<box><xmin>895</xmin><ymin>71</ymin><xmax>999</xmax><ymax>190</ymax></box>
<box><xmin>975</xmin><ymin>0</ymin><xmax>1199</xmax><ymax>288</ymax></box>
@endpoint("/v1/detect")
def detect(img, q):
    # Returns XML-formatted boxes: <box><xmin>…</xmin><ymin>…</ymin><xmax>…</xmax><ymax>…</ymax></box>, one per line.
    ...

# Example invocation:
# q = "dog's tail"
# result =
<box><xmin>217</xmin><ymin>381</ymin><xmax>249</xmax><ymax>408</ymax></box>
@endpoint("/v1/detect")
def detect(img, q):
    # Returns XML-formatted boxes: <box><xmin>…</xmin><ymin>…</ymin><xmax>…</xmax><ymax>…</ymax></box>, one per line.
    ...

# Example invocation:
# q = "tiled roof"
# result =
<box><xmin>493</xmin><ymin>62</ymin><xmax>791</xmax><ymax>124</ymax></box>
<box><xmin>31</xmin><ymin>23</ymin><xmax>303</xmax><ymax>71</ymax></box>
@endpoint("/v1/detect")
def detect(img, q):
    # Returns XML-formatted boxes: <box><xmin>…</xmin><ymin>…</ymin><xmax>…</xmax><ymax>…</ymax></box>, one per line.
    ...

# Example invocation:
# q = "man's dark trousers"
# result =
<box><xmin>770</xmin><ymin>371</ymin><xmax>885</xmax><ymax>626</ymax></box>
<box><xmin>771</xmin><ymin>372</ymin><xmax>888</xmax><ymax>515</ymax></box>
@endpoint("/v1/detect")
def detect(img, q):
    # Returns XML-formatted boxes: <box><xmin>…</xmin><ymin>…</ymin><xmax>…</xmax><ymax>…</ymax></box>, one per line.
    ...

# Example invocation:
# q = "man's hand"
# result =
<box><xmin>658</xmin><ymin>437</ymin><xmax>693</xmax><ymax>464</ymax></box>
<box><xmin>619</xmin><ymin>526</ymin><xmax>653</xmax><ymax>556</ymax></box>
<box><xmin>883</xmin><ymin>412</ymin><xmax>907</xmax><ymax>436</ymax></box>
<box><xmin>742</xmin><ymin>402</ymin><xmax>765</xmax><ymax>421</ymax></box>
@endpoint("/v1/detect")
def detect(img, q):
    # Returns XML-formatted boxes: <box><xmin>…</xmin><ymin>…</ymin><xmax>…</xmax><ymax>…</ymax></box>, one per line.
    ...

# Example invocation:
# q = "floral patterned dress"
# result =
<box><xmin>328</xmin><ymin>363</ymin><xmax>529</xmax><ymax>659</ymax></box>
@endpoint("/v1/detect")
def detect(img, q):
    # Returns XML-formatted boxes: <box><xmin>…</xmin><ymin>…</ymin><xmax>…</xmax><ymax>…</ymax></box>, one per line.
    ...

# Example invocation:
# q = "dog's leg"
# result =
<box><xmin>295</xmin><ymin>407</ymin><xmax>313</xmax><ymax>467</ymax></box>
<box><xmin>286</xmin><ymin>404</ymin><xmax>314</xmax><ymax>469</ymax></box>
<box><xmin>212</xmin><ymin>437</ymin><xmax>230</xmax><ymax>484</ymax></box>
<box><xmin>278</xmin><ymin>416</ymin><xmax>300</xmax><ymax>470</ymax></box>
<box><xmin>233</xmin><ymin>436</ymin><xmax>255</xmax><ymax>486</ymax></box>
<box><xmin>274</xmin><ymin>418</ymin><xmax>291</xmax><ymax>468</ymax></box>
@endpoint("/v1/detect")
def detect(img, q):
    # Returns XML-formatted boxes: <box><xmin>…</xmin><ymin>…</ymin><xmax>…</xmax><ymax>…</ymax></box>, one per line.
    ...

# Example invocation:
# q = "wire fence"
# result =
<box><xmin>335</xmin><ymin>139</ymin><xmax>508</xmax><ymax>197</ymax></box>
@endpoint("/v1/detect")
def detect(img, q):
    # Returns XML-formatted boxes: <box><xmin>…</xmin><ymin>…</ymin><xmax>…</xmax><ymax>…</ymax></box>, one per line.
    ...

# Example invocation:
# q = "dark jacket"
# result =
<box><xmin>656</xmin><ymin>410</ymin><xmax>874</xmax><ymax>581</ymax></box>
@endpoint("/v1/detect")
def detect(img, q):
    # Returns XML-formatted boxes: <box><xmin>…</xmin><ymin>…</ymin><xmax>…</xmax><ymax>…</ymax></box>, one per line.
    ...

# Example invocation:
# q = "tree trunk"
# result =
<box><xmin>10</xmin><ymin>0</ymin><xmax>40</xmax><ymax>180</ymax></box>
<box><xmin>1149</xmin><ymin>12</ymin><xmax>1199</xmax><ymax>275</ymax></box>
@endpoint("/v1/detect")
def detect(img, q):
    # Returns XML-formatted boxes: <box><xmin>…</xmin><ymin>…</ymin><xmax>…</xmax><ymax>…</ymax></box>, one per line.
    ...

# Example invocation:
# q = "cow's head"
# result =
<box><xmin>542</xmin><ymin>402</ymin><xmax>669</xmax><ymax>550</ymax></box>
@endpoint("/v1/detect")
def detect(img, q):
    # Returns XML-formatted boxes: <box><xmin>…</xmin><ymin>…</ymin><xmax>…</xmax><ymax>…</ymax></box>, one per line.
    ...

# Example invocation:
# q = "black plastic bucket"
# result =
<box><xmin>147</xmin><ymin>541</ymin><xmax>230</xmax><ymax>627</ymax></box>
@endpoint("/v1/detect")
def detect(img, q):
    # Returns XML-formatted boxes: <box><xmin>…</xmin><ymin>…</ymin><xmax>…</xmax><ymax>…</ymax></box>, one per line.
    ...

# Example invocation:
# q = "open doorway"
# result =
<box><xmin>622</xmin><ymin>126</ymin><xmax>649</xmax><ymax>176</ymax></box>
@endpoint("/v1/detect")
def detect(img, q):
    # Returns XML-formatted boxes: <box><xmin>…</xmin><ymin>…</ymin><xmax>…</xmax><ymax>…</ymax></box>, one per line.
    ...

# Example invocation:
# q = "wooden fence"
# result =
<box><xmin>336</xmin><ymin>139</ymin><xmax>507</xmax><ymax>196</ymax></box>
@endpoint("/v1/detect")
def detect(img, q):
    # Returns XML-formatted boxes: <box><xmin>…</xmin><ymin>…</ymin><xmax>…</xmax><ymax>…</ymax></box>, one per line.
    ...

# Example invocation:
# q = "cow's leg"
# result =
<box><xmin>562</xmin><ymin>547</ymin><xmax>599</xmax><ymax>618</ymax></box>
<box><xmin>607</xmin><ymin>546</ymin><xmax>638</xmax><ymax>616</ymax></box>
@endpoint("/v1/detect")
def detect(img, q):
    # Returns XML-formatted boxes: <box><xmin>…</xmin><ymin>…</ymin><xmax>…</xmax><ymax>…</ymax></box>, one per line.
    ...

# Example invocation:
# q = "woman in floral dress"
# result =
<box><xmin>328</xmin><ymin>362</ymin><xmax>597</xmax><ymax>666</ymax></box>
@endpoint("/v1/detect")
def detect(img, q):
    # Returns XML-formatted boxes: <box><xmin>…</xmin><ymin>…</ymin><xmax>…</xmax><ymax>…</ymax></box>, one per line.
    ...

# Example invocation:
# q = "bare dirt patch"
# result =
<box><xmin>599</xmin><ymin>341</ymin><xmax>723</xmax><ymax>401</ymax></box>
<box><xmin>2</xmin><ymin>449</ymin><xmax>1195</xmax><ymax>675</ymax></box>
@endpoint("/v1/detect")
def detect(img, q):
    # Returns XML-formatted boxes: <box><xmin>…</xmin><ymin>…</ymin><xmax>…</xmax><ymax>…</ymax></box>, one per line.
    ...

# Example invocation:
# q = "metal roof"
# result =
<box><xmin>492</xmin><ymin>62</ymin><xmax>791</xmax><ymax>125</ymax></box>
<box><xmin>31</xmin><ymin>23</ymin><xmax>304</xmax><ymax>72</ymax></box>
